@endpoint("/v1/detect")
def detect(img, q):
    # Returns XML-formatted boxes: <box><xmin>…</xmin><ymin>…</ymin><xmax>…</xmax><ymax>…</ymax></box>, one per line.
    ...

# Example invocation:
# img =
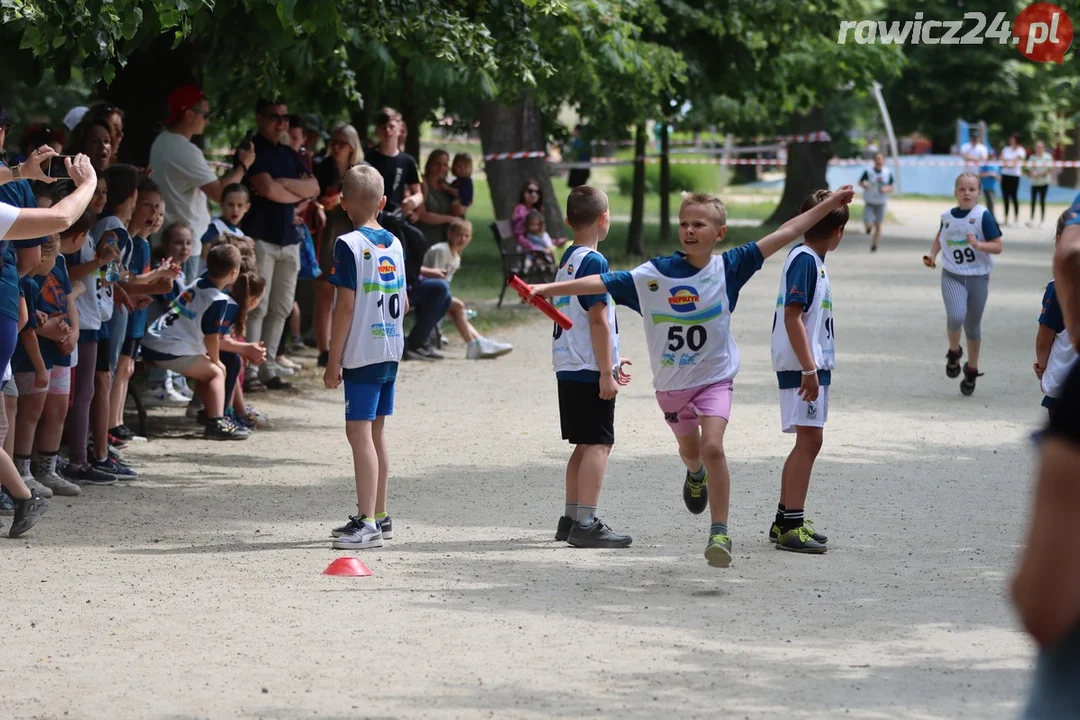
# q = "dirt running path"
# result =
<box><xmin>0</xmin><ymin>215</ymin><xmax>1052</xmax><ymax>719</ymax></box>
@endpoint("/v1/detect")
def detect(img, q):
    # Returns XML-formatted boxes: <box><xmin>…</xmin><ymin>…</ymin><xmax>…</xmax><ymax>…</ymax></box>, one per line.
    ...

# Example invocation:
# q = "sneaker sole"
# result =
<box><xmin>381</xmin><ymin>530</ymin><xmax>393</xmax><ymax>540</ymax></box>
<box><xmin>75</xmin><ymin>478</ymin><xmax>118</xmax><ymax>486</ymax></box>
<box><xmin>331</xmin><ymin>537</ymin><xmax>384</xmax><ymax>550</ymax></box>
<box><xmin>567</xmin><ymin>537</ymin><xmax>632</xmax><ymax>549</ymax></box>
<box><xmin>39</xmin><ymin>483</ymin><xmax>81</xmax><ymax>496</ymax></box>
<box><xmin>704</xmin><ymin>544</ymin><xmax>732</xmax><ymax>568</ymax></box>
<box><xmin>775</xmin><ymin>542</ymin><xmax>828</xmax><ymax>554</ymax></box>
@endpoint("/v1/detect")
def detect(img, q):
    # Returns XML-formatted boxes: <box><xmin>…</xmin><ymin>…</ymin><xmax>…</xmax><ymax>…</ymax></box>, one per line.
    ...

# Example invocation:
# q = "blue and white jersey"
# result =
<box><xmin>552</xmin><ymin>245</ymin><xmax>618</xmax><ymax>380</ymax></box>
<box><xmin>142</xmin><ymin>277</ymin><xmax>236</xmax><ymax>357</ymax></box>
<box><xmin>602</xmin><ymin>244</ymin><xmax>764</xmax><ymax>391</ymax></box>
<box><xmin>860</xmin><ymin>167</ymin><xmax>893</xmax><ymax>205</ymax></box>
<box><xmin>1040</xmin><ymin>280</ymin><xmax>1078</xmax><ymax>400</ymax></box>
<box><xmin>771</xmin><ymin>244</ymin><xmax>834</xmax><ymax>389</ymax></box>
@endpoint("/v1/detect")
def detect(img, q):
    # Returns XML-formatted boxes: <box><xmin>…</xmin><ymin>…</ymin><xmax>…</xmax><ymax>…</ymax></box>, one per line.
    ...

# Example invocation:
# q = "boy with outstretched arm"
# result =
<box><xmin>551</xmin><ymin>186</ymin><xmax>633</xmax><ymax>548</ymax></box>
<box><xmin>769</xmin><ymin>189</ymin><xmax>849</xmax><ymax>554</ymax></box>
<box><xmin>324</xmin><ymin>164</ymin><xmax>407</xmax><ymax>550</ymax></box>
<box><xmin>532</xmin><ymin>186</ymin><xmax>855</xmax><ymax>568</ymax></box>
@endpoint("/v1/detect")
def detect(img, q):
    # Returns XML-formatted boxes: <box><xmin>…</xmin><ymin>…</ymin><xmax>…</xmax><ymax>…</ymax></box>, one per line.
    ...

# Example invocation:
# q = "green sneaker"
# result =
<box><xmin>769</xmin><ymin>519</ymin><xmax>828</xmax><ymax>544</ymax></box>
<box><xmin>775</xmin><ymin>525</ymin><xmax>827</xmax><ymax>554</ymax></box>
<box><xmin>704</xmin><ymin>534</ymin><xmax>732</xmax><ymax>568</ymax></box>
<box><xmin>683</xmin><ymin>470</ymin><xmax>708</xmax><ymax>514</ymax></box>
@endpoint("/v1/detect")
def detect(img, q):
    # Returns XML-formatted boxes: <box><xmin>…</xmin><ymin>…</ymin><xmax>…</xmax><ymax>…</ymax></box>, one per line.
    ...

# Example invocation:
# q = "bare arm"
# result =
<box><xmin>279</xmin><ymin>176</ymin><xmax>319</xmax><ymax>198</ymax></box>
<box><xmin>531</xmin><ymin>275</ymin><xmax>608</xmax><ymax>298</ymax></box>
<box><xmin>323</xmin><ymin>287</ymin><xmax>355</xmax><ymax>387</ymax></box>
<box><xmin>200</xmin><ymin>166</ymin><xmax>248</xmax><ymax>204</ymax></box>
<box><xmin>924</xmin><ymin>232</ymin><xmax>942</xmax><ymax>268</ymax></box>
<box><xmin>203</xmin><ymin>333</ymin><xmax>221</xmax><ymax>365</ymax></box>
<box><xmin>1057</xmin><ymin>224</ymin><xmax>1080</xmax><ymax>348</ymax></box>
<box><xmin>249</xmin><ymin>173</ymin><xmax>304</xmax><ymax>205</ymax></box>
<box><xmin>1035</xmin><ymin>325</ymin><xmax>1056</xmax><ymax>377</ymax></box>
<box><xmin>5</xmin><ymin>182</ymin><xmax>96</xmax><ymax>241</ymax></box>
<box><xmin>1012</xmin><ymin>437</ymin><xmax>1080</xmax><ymax>646</ymax></box>
<box><xmin>588</xmin><ymin>301</ymin><xmax>618</xmax><ymax>399</ymax></box>
<box><xmin>756</xmin><ymin>185</ymin><xmax>855</xmax><ymax>259</ymax></box>
<box><xmin>16</xmin><ymin>246</ymin><xmax>41</xmax><ymax>278</ymax></box>
<box><xmin>400</xmin><ymin>183</ymin><xmax>424</xmax><ymax>213</ymax></box>
<box><xmin>119</xmin><ymin>277</ymin><xmax>173</xmax><ymax>296</ymax></box>
<box><xmin>974</xmin><ymin>235</ymin><xmax>1003</xmax><ymax>255</ymax></box>
<box><xmin>416</xmin><ymin>209</ymin><xmax>457</xmax><ymax>226</ymax></box>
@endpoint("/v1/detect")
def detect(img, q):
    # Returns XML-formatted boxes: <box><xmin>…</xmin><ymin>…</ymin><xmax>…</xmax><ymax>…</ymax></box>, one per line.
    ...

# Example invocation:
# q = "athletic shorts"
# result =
<box><xmin>15</xmin><ymin>366</ymin><xmax>71</xmax><ymax>396</ymax></box>
<box><xmin>863</xmin><ymin>203</ymin><xmax>886</xmax><ymax>227</ymax></box>
<box><xmin>655</xmin><ymin>380</ymin><xmax>733</xmax><ymax>437</ymax></box>
<box><xmin>557</xmin><ymin>379</ymin><xmax>615</xmax><ymax>446</ymax></box>
<box><xmin>344</xmin><ymin>379</ymin><xmax>395</xmax><ymax>421</ymax></box>
<box><xmin>95</xmin><ymin>338</ymin><xmax>112</xmax><ymax>372</ymax></box>
<box><xmin>147</xmin><ymin>354</ymin><xmax>199</xmax><ymax>374</ymax></box>
<box><xmin>120</xmin><ymin>337</ymin><xmax>142</xmax><ymax>359</ymax></box>
<box><xmin>779</xmin><ymin>385</ymin><xmax>830</xmax><ymax>433</ymax></box>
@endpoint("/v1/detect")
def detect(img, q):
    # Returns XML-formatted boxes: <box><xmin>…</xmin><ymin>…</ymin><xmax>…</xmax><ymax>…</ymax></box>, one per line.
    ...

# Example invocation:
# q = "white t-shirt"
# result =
<box><xmin>148</xmin><ymin>130</ymin><xmax>219</xmax><ymax>255</ymax></box>
<box><xmin>421</xmin><ymin>242</ymin><xmax>462</xmax><ymax>283</ymax></box>
<box><xmin>1000</xmin><ymin>146</ymin><xmax>1026</xmax><ymax>177</ymax></box>
<box><xmin>0</xmin><ymin>201</ymin><xmax>19</xmax><ymax>239</ymax></box>
<box><xmin>960</xmin><ymin>142</ymin><xmax>988</xmax><ymax>172</ymax></box>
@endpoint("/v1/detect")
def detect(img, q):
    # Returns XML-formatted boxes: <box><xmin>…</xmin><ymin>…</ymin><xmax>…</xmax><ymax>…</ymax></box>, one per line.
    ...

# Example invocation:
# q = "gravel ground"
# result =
<box><xmin>0</xmin><ymin>199</ymin><xmax>1053</xmax><ymax>719</ymax></box>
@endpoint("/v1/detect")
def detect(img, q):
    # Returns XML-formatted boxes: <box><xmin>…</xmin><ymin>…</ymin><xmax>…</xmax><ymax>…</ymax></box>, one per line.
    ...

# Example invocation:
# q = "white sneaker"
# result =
<box><xmin>142</xmin><ymin>387</ymin><xmax>189</xmax><ymax>407</ymax></box>
<box><xmin>331</xmin><ymin>523</ymin><xmax>383</xmax><ymax>550</ymax></box>
<box><xmin>467</xmin><ymin>337</ymin><xmax>513</xmax><ymax>359</ymax></box>
<box><xmin>35</xmin><ymin>470</ymin><xmax>80</xmax><ymax>497</ymax></box>
<box><xmin>24</xmin><ymin>475</ymin><xmax>53</xmax><ymax>498</ymax></box>
<box><xmin>277</xmin><ymin>365</ymin><xmax>296</xmax><ymax>376</ymax></box>
<box><xmin>277</xmin><ymin>356</ymin><xmax>303</xmax><ymax>371</ymax></box>
<box><xmin>174</xmin><ymin>382</ymin><xmax>194</xmax><ymax>400</ymax></box>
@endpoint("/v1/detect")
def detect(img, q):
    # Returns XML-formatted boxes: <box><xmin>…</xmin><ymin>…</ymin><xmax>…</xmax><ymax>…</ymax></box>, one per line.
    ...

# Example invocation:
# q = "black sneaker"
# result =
<box><xmin>8</xmin><ymin>489</ymin><xmax>48</xmax><ymax>538</ymax></box>
<box><xmin>94</xmin><ymin>456</ymin><xmax>138</xmax><ymax>480</ymax></box>
<box><xmin>317</xmin><ymin>351</ymin><xmax>330</xmax><ymax>368</ymax></box>
<box><xmin>567</xmin><ymin>518</ymin><xmax>632</xmax><ymax>548</ymax></box>
<box><xmin>64</xmin><ymin>463</ymin><xmax>118</xmax><ymax>486</ymax></box>
<box><xmin>331</xmin><ymin>515</ymin><xmax>363</xmax><ymax>538</ymax></box>
<box><xmin>110</xmin><ymin>424</ymin><xmax>135</xmax><ymax>441</ymax></box>
<box><xmin>205</xmin><ymin>416</ymin><xmax>251</xmax><ymax>440</ymax></box>
<box><xmin>775</xmin><ymin>525</ymin><xmax>828</xmax><ymax>554</ymax></box>
<box><xmin>769</xmin><ymin>519</ymin><xmax>828</xmax><ymax>544</ymax></box>
<box><xmin>264</xmin><ymin>376</ymin><xmax>292</xmax><ymax>391</ymax></box>
<box><xmin>420</xmin><ymin>345</ymin><xmax>444</xmax><ymax>360</ymax></box>
<box><xmin>946</xmin><ymin>347</ymin><xmax>963</xmax><ymax>378</ymax></box>
<box><xmin>683</xmin><ymin>470</ymin><xmax>708</xmax><ymax>514</ymax></box>
<box><xmin>195</xmin><ymin>409</ymin><xmax>210</xmax><ymax>426</ymax></box>
<box><xmin>403</xmin><ymin>347</ymin><xmax>434</xmax><ymax>362</ymax></box>
<box><xmin>960</xmin><ymin>363</ymin><xmax>983</xmax><ymax>396</ymax></box>
<box><xmin>377</xmin><ymin>515</ymin><xmax>393</xmax><ymax>540</ymax></box>
<box><xmin>555</xmin><ymin>515</ymin><xmax>573</xmax><ymax>542</ymax></box>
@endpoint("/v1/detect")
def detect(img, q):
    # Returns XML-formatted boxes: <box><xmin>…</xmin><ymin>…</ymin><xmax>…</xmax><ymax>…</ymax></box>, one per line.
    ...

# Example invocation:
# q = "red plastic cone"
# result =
<box><xmin>323</xmin><ymin>557</ymin><xmax>373</xmax><ymax>577</ymax></box>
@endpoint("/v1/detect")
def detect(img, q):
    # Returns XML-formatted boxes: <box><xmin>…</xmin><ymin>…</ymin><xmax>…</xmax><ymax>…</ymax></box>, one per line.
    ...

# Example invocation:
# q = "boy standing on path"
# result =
<box><xmin>769</xmin><ymin>189</ymin><xmax>848</xmax><ymax>554</ymax></box>
<box><xmin>325</xmin><ymin>165</ymin><xmax>407</xmax><ymax>550</ymax></box>
<box><xmin>551</xmin><ymin>186</ymin><xmax>632</xmax><ymax>549</ymax></box>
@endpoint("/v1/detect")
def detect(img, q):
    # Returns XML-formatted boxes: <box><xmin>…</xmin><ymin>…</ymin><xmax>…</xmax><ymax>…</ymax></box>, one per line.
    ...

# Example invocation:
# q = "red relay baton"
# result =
<box><xmin>507</xmin><ymin>275</ymin><xmax>573</xmax><ymax>331</ymax></box>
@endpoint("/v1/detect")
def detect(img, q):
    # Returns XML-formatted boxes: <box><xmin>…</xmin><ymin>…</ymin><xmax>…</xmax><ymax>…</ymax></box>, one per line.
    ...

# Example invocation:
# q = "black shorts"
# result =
<box><xmin>95</xmin><ymin>338</ymin><xmax>112</xmax><ymax>372</ymax></box>
<box><xmin>558</xmin><ymin>379</ymin><xmax>615</xmax><ymax>446</ymax></box>
<box><xmin>120</xmin><ymin>337</ymin><xmax>141</xmax><ymax>359</ymax></box>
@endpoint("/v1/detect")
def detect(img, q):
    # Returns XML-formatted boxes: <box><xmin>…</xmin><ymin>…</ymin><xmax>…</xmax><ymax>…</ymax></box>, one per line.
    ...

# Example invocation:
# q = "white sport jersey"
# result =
<box><xmin>552</xmin><ymin>246</ymin><xmax>619</xmax><ymax>375</ymax></box>
<box><xmin>92</xmin><ymin>215</ymin><xmax>132</xmax><ymax>323</ymax></box>
<box><xmin>630</xmin><ymin>255</ymin><xmax>739</xmax><ymax>392</ymax></box>
<box><xmin>771</xmin><ymin>245</ymin><xmax>834</xmax><ymax>373</ymax></box>
<box><xmin>939</xmin><ymin>206</ymin><xmax>994</xmax><ymax>276</ymax></box>
<box><xmin>862</xmin><ymin>167</ymin><xmax>893</xmax><ymax>205</ymax></box>
<box><xmin>142</xmin><ymin>278</ymin><xmax>232</xmax><ymax>357</ymax></box>
<box><xmin>71</xmin><ymin>233</ymin><xmax>101</xmax><ymax>331</ymax></box>
<box><xmin>1043</xmin><ymin>308</ymin><xmax>1078</xmax><ymax>399</ymax></box>
<box><xmin>338</xmin><ymin>229</ymin><xmax>405</xmax><ymax>369</ymax></box>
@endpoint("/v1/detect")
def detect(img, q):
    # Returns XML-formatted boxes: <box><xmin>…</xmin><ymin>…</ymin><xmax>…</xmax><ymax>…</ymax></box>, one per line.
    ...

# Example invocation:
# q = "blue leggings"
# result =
<box><xmin>0</xmin><ymin>314</ymin><xmax>19</xmax><ymax>372</ymax></box>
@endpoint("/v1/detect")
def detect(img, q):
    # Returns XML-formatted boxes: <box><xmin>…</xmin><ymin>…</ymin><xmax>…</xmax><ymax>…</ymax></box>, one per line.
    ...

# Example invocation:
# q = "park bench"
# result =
<box><xmin>491</xmin><ymin>219</ymin><xmax>555</xmax><ymax>307</ymax></box>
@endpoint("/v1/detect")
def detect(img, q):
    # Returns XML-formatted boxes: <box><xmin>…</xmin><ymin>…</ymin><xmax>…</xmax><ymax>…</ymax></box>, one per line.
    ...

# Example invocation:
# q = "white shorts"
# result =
<box><xmin>14</xmin><ymin>366</ymin><xmax>71</xmax><ymax>396</ymax></box>
<box><xmin>779</xmin><ymin>385</ymin><xmax>830</xmax><ymax>433</ymax></box>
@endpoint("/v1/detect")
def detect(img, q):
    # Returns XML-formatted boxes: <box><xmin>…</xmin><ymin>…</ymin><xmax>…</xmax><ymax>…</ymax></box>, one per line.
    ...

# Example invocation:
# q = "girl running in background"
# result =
<box><xmin>924</xmin><ymin>172</ymin><xmax>1003</xmax><ymax>396</ymax></box>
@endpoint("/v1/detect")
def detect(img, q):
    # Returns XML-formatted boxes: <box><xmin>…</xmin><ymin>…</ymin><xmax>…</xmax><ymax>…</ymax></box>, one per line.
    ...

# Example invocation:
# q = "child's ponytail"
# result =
<box><xmin>230</xmin><ymin>271</ymin><xmax>266</xmax><ymax>338</ymax></box>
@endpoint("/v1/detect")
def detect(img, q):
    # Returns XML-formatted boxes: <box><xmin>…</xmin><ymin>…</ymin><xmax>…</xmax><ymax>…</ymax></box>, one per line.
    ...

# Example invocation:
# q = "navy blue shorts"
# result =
<box><xmin>344</xmin><ymin>379</ymin><xmax>395</xmax><ymax>421</ymax></box>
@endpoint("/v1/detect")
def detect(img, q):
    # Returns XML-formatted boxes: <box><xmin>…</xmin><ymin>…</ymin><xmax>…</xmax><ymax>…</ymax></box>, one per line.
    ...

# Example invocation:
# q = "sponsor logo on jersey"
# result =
<box><xmin>370</xmin><ymin>322</ymin><xmax>400</xmax><ymax>338</ymax></box>
<box><xmin>668</xmin><ymin>286</ymin><xmax>699</xmax><ymax>313</ymax></box>
<box><xmin>377</xmin><ymin>256</ymin><xmax>397</xmax><ymax>281</ymax></box>
<box><xmin>678</xmin><ymin>353</ymin><xmax>699</xmax><ymax>367</ymax></box>
<box><xmin>806</xmin><ymin>401</ymin><xmax>817</xmax><ymax>419</ymax></box>
<box><xmin>363</xmin><ymin>249</ymin><xmax>372</xmax><ymax>260</ymax></box>
<box><xmin>968</xmin><ymin>217</ymin><xmax>976</xmax><ymax>224</ymax></box>
<box><xmin>647</xmin><ymin>280</ymin><xmax>659</xmax><ymax>292</ymax></box>
<box><xmin>567</xmin><ymin>264</ymin><xmax>574</xmax><ymax>275</ymax></box>
<box><xmin>661</xmin><ymin>352</ymin><xmax>676</xmax><ymax>367</ymax></box>
<box><xmin>943</xmin><ymin>221</ymin><xmax>950</xmax><ymax>229</ymax></box>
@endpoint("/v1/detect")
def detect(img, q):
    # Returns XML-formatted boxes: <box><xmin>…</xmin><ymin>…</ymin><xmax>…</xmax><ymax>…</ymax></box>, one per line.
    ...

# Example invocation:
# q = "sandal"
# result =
<box><xmin>946</xmin><ymin>347</ymin><xmax>963</xmax><ymax>379</ymax></box>
<box><xmin>244</xmin><ymin>378</ymin><xmax>266</xmax><ymax>393</ymax></box>
<box><xmin>960</xmin><ymin>363</ymin><xmax>983</xmax><ymax>396</ymax></box>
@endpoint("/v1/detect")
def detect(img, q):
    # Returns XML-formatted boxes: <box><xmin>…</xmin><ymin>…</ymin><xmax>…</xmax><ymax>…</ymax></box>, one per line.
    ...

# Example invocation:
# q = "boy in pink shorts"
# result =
<box><xmin>532</xmin><ymin>187</ymin><xmax>854</xmax><ymax>567</ymax></box>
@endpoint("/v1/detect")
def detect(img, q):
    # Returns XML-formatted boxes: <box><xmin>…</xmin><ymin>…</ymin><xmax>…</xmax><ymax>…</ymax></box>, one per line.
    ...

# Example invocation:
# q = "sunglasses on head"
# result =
<box><xmin>263</xmin><ymin>113</ymin><xmax>289</xmax><ymax>122</ymax></box>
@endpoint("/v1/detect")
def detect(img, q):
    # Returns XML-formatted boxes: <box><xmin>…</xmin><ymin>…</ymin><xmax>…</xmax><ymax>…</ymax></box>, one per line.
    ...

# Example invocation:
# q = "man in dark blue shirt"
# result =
<box><xmin>241</xmin><ymin>98</ymin><xmax>319</xmax><ymax>389</ymax></box>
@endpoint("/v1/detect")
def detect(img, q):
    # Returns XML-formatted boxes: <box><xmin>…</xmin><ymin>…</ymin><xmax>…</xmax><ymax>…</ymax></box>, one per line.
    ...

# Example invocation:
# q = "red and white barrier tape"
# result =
<box><xmin>483</xmin><ymin>150</ymin><xmax>549</xmax><ymax>161</ymax></box>
<box><xmin>551</xmin><ymin>157</ymin><xmax>1080</xmax><ymax>168</ymax></box>
<box><xmin>483</xmin><ymin>132</ymin><xmax>831</xmax><ymax>162</ymax></box>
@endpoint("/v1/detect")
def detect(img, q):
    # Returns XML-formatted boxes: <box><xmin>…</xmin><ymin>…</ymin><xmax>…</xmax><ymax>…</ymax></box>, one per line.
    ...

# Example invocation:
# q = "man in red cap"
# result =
<box><xmin>146</xmin><ymin>84</ymin><xmax>254</xmax><ymax>405</ymax></box>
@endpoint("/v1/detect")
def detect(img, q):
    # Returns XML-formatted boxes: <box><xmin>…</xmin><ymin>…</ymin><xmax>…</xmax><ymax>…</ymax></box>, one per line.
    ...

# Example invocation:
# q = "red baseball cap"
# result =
<box><xmin>166</xmin><ymin>85</ymin><xmax>206</xmax><ymax>125</ymax></box>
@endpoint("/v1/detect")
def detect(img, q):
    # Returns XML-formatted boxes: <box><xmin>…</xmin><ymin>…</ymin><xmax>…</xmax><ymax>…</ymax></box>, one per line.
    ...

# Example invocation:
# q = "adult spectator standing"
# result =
<box><xmin>242</xmin><ymin>98</ymin><xmax>319</xmax><ymax>389</ymax></box>
<box><xmin>999</xmin><ymin>133</ymin><xmax>1026</xmax><ymax>227</ymax></box>
<box><xmin>1026</xmin><ymin>140</ymin><xmax>1054</xmax><ymax>228</ymax></box>
<box><xmin>566</xmin><ymin>124</ymin><xmax>591</xmax><ymax>189</ymax></box>
<box><xmin>365</xmin><ymin>108</ymin><xmax>451</xmax><ymax>360</ymax></box>
<box><xmin>960</xmin><ymin>128</ymin><xmax>988</xmax><ymax>174</ymax></box>
<box><xmin>149</xmin><ymin>85</ymin><xmax>253</xmax><ymax>282</ymax></box>
<box><xmin>415</xmin><ymin>149</ymin><xmax>463</xmax><ymax>248</ymax></box>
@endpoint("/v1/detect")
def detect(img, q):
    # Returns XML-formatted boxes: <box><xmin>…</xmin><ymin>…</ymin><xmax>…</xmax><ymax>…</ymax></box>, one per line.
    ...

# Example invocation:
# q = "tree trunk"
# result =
<box><xmin>399</xmin><ymin>64</ymin><xmax>422</xmax><ymax>162</ymax></box>
<box><xmin>101</xmin><ymin>35</ymin><xmax>202</xmax><ymax>167</ymax></box>
<box><xmin>1059</xmin><ymin>124</ymin><xmax>1079</xmax><ymax>189</ymax></box>
<box><xmin>659</xmin><ymin>120</ymin><xmax>671</xmax><ymax>244</ymax></box>
<box><xmin>627</xmin><ymin>123</ymin><xmax>647</xmax><ymax>256</ymax></box>
<box><xmin>764</xmin><ymin>106</ymin><xmax>830</xmax><ymax>226</ymax></box>
<box><xmin>478</xmin><ymin>98</ymin><xmax>566</xmax><ymax>238</ymax></box>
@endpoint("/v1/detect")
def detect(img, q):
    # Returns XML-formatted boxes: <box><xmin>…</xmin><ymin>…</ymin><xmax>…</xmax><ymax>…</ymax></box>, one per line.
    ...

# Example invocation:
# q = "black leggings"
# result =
<box><xmin>1001</xmin><ymin>175</ymin><xmax>1021</xmax><ymax>222</ymax></box>
<box><xmin>221</xmin><ymin>351</ymin><xmax>241</xmax><ymax>413</ymax></box>
<box><xmin>1031</xmin><ymin>185</ymin><xmax>1048</xmax><ymax>222</ymax></box>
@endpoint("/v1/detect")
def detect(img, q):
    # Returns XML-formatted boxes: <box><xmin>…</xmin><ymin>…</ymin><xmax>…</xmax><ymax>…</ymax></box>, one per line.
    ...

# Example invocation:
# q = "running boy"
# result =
<box><xmin>923</xmin><ymin>172</ymin><xmax>1003</xmax><ymax>396</ymax></box>
<box><xmin>1035</xmin><ymin>211</ymin><xmax>1077</xmax><ymax>419</ymax></box>
<box><xmin>769</xmin><ymin>190</ymin><xmax>849</xmax><ymax>554</ymax></box>
<box><xmin>551</xmin><ymin>186</ymin><xmax>632</xmax><ymax>548</ymax></box>
<box><xmin>531</xmin><ymin>186</ymin><xmax>855</xmax><ymax>567</ymax></box>
<box><xmin>859</xmin><ymin>153</ymin><xmax>892</xmax><ymax>252</ymax></box>
<box><xmin>324</xmin><ymin>164</ymin><xmax>407</xmax><ymax>550</ymax></box>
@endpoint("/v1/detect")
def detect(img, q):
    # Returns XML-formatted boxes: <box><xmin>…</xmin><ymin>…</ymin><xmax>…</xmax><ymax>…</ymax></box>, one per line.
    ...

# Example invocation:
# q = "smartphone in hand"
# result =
<box><xmin>45</xmin><ymin>155</ymin><xmax>74</xmax><ymax>179</ymax></box>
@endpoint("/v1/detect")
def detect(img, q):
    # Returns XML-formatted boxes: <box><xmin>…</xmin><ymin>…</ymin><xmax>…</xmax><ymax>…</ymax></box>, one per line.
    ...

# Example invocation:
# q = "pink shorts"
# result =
<box><xmin>655</xmin><ymin>380</ymin><xmax>733</xmax><ymax>436</ymax></box>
